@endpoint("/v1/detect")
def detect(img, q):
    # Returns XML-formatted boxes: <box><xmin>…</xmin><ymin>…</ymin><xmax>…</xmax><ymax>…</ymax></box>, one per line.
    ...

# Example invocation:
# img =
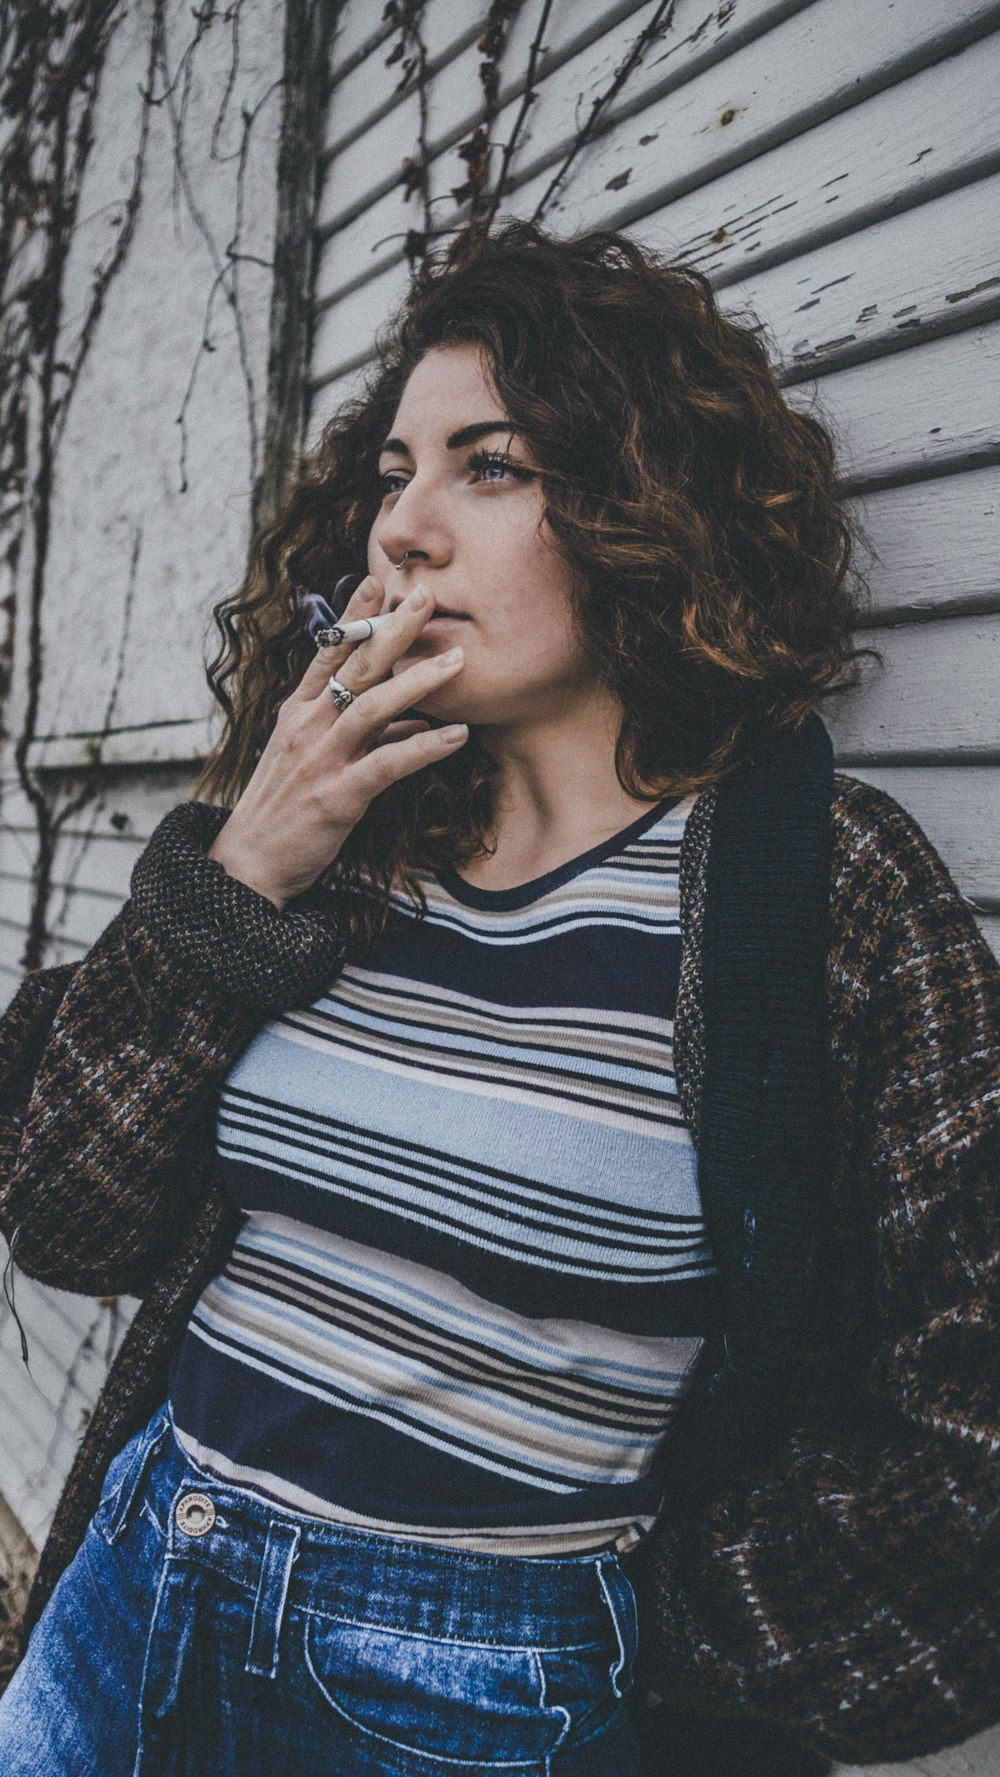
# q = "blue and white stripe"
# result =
<box><xmin>169</xmin><ymin>791</ymin><xmax>721</xmax><ymax>1553</ymax></box>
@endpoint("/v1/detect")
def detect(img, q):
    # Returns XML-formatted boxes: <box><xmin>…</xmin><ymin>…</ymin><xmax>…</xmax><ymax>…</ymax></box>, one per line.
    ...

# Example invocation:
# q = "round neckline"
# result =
<box><xmin>435</xmin><ymin>793</ymin><xmax>682</xmax><ymax>910</ymax></box>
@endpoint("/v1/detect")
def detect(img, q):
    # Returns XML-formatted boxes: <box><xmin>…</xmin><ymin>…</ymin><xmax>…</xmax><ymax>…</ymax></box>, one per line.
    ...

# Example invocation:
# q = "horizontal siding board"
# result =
<box><xmin>0</xmin><ymin>921</ymin><xmax>88</xmax><ymax>985</ymax></box>
<box><xmin>0</xmin><ymin>767</ymin><xmax>197</xmax><ymax>1003</ymax></box>
<box><xmin>0</xmin><ymin>1377</ymin><xmax>77</xmax><ymax>1542</ymax></box>
<box><xmin>499</xmin><ymin>0</ymin><xmax>1000</xmax><ymax>239</ymax></box>
<box><xmin>0</xmin><ymin>766</ymin><xmax>200</xmax><ymax>843</ymax></box>
<box><xmin>852</xmin><ymin>467</ymin><xmax>1000</xmax><ymax>623</ymax></box>
<box><xmin>828</xmin><ymin>612</ymin><xmax>1000</xmax><ymax>763</ymax></box>
<box><xmin>628</xmin><ymin>33</ymin><xmax>1000</xmax><ymax>288</ymax></box>
<box><xmin>324</xmin><ymin>0</ymin><xmax>652</xmax><ymax>161</ymax></box>
<box><xmin>2</xmin><ymin>876</ymin><xmax>122</xmax><ymax>952</ymax></box>
<box><xmin>721</xmin><ymin>171</ymin><xmax>1000</xmax><ymax>378</ymax></box>
<box><xmin>788</xmin><ymin>321</ymin><xmax>1000</xmax><ymax>490</ymax></box>
<box><xmin>317</xmin><ymin>0</ymin><xmax>802</xmax><ymax>245</ymax></box>
<box><xmin>313</xmin><ymin>0</ymin><xmax>1000</xmax><ymax>341</ymax></box>
<box><xmin>313</xmin><ymin>166</ymin><xmax>1000</xmax><ymax>393</ymax></box>
<box><xmin>327</xmin><ymin>0</ymin><xmax>494</xmax><ymax>94</ymax></box>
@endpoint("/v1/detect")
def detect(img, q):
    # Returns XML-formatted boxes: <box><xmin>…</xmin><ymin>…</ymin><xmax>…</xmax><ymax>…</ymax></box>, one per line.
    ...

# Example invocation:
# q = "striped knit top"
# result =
<box><xmin>167</xmin><ymin>790</ymin><xmax>722</xmax><ymax>1555</ymax></box>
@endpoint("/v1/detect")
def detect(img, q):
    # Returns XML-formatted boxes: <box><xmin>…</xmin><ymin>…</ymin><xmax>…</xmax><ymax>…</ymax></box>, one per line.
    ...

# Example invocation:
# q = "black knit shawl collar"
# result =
<box><xmin>688</xmin><ymin>712</ymin><xmax>836</xmax><ymax>1424</ymax></box>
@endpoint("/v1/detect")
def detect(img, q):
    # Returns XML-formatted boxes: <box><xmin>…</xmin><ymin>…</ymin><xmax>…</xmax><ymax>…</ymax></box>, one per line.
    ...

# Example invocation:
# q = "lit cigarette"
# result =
<box><xmin>314</xmin><ymin>613</ymin><xmax>396</xmax><ymax>648</ymax></box>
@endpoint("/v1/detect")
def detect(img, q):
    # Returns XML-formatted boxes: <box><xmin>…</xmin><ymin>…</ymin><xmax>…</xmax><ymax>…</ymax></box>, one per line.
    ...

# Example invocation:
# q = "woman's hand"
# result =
<box><xmin>206</xmin><ymin>575</ymin><xmax>467</xmax><ymax>910</ymax></box>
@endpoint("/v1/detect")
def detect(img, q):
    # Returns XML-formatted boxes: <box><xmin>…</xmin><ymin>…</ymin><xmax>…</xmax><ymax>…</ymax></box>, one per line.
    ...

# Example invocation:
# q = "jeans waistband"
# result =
<box><xmin>99</xmin><ymin>1402</ymin><xmax>639</xmax><ymax>1679</ymax></box>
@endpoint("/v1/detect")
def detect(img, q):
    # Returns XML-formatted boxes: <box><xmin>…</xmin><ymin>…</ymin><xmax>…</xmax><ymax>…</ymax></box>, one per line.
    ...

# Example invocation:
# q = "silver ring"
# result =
<box><xmin>327</xmin><ymin>675</ymin><xmax>355</xmax><ymax>711</ymax></box>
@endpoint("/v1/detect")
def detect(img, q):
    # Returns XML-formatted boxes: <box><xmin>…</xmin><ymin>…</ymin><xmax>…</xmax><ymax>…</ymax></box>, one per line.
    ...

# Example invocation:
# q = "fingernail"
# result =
<box><xmin>438</xmin><ymin>645</ymin><xmax>464</xmax><ymax>668</ymax></box>
<box><xmin>406</xmin><ymin>586</ymin><xmax>428</xmax><ymax>609</ymax></box>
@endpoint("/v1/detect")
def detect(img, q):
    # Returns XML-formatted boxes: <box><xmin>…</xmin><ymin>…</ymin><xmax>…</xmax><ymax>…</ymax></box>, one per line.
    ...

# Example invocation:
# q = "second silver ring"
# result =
<box><xmin>327</xmin><ymin>675</ymin><xmax>356</xmax><ymax>711</ymax></box>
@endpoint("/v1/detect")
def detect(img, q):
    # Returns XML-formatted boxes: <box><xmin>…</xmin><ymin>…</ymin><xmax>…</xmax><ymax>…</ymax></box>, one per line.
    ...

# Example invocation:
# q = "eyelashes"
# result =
<box><xmin>376</xmin><ymin>448</ymin><xmax>535</xmax><ymax>494</ymax></box>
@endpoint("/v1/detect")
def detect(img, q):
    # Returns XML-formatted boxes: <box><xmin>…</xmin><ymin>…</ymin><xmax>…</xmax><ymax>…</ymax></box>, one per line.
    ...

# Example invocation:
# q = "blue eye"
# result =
<box><xmin>467</xmin><ymin>448</ymin><xmax>535</xmax><ymax>483</ymax></box>
<box><xmin>376</xmin><ymin>449</ymin><xmax>535</xmax><ymax>496</ymax></box>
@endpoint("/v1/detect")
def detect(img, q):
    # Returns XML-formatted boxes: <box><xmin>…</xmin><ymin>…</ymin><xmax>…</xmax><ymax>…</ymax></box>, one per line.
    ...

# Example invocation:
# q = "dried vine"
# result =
<box><xmin>382</xmin><ymin>0</ymin><xmax>434</xmax><ymax>273</ymax></box>
<box><xmin>1</xmin><ymin>0</ymin><xmax>132</xmax><ymax>974</ymax></box>
<box><xmin>380</xmin><ymin>0</ymin><xmax>680</xmax><ymax>277</ymax></box>
<box><xmin>0</xmin><ymin>0</ymin><xmax>296</xmax><ymax>976</ymax></box>
<box><xmin>528</xmin><ymin>0</ymin><xmax>677</xmax><ymax>222</ymax></box>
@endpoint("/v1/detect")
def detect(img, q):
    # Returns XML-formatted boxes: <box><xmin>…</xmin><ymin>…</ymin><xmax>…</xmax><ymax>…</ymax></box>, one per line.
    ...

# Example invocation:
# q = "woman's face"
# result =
<box><xmin>367</xmin><ymin>342</ymin><xmax>601</xmax><ymax>730</ymax></box>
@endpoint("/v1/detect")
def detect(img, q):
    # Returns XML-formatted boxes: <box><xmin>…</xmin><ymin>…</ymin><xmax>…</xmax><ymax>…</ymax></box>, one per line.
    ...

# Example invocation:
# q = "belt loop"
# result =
<box><xmin>245</xmin><ymin>1520</ymin><xmax>301</xmax><ymax>1679</ymax></box>
<box><xmin>105</xmin><ymin>1406</ymin><xmax>171</xmax><ymax>1547</ymax></box>
<box><xmin>595</xmin><ymin>1552</ymin><xmax>639</xmax><ymax>1700</ymax></box>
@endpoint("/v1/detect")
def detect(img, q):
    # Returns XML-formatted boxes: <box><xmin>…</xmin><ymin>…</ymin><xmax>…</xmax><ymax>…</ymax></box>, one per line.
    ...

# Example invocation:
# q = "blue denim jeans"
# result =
<box><xmin>0</xmin><ymin>1402</ymin><xmax>642</xmax><ymax>1774</ymax></box>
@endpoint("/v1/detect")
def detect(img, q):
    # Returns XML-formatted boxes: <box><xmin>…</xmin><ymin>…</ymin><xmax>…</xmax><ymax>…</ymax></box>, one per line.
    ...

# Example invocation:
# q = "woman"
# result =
<box><xmin>0</xmin><ymin>221</ymin><xmax>998</xmax><ymax>1776</ymax></box>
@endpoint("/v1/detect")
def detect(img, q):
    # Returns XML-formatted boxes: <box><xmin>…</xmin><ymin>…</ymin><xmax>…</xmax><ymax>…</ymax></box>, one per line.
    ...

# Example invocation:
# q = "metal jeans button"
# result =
<box><xmin>175</xmin><ymin>1491</ymin><xmax>216</xmax><ymax>1536</ymax></box>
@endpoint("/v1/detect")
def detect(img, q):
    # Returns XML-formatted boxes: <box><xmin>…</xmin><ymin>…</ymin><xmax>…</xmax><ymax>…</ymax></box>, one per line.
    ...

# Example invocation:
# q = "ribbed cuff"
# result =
<box><xmin>129</xmin><ymin>801</ymin><xmax>348</xmax><ymax>1014</ymax></box>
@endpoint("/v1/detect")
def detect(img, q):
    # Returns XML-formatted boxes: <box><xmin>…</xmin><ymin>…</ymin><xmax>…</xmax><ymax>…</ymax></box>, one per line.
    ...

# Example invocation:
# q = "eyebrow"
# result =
<box><xmin>378</xmin><ymin>421</ymin><xmax>522</xmax><ymax>457</ymax></box>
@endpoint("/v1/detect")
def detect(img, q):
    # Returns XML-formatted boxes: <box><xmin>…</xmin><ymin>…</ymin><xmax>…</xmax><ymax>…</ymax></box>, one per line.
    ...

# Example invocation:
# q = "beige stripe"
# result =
<box><xmin>319</xmin><ymin>979</ymin><xmax>675</xmax><ymax>1072</ymax></box>
<box><xmin>194</xmin><ymin>1290</ymin><xmax>663</xmax><ymax>1482</ymax></box>
<box><xmin>228</xmin><ymin>1249</ymin><xmax>683</xmax><ymax>1423</ymax></box>
<box><xmin>171</xmin><ymin>1422</ymin><xmax>655</xmax><ymax>1556</ymax></box>
<box><xmin>274</xmin><ymin>1019</ymin><xmax>677</xmax><ymax>1107</ymax></box>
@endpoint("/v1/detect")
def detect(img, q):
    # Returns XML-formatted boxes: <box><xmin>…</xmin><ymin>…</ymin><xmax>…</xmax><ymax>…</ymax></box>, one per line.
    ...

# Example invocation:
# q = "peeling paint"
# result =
<box><xmin>794</xmin><ymin>333</ymin><xmax>857</xmax><ymax>358</ymax></box>
<box><xmin>945</xmin><ymin>276</ymin><xmax>1000</xmax><ymax>305</ymax></box>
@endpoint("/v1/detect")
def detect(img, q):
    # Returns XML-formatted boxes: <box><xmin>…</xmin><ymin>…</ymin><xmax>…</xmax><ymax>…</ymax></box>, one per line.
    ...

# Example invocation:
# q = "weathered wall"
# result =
<box><xmin>0</xmin><ymin>0</ymin><xmax>289</xmax><ymax>1544</ymax></box>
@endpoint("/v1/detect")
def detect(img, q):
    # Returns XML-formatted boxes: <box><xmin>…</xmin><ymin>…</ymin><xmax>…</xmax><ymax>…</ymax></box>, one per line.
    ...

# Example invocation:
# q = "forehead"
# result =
<box><xmin>391</xmin><ymin>343</ymin><xmax>503</xmax><ymax>422</ymax></box>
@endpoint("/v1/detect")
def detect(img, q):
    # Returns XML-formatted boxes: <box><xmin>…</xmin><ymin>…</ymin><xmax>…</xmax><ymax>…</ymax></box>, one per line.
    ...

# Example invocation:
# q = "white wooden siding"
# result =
<box><xmin>311</xmin><ymin>0</ymin><xmax>1000</xmax><ymax>981</ymax></box>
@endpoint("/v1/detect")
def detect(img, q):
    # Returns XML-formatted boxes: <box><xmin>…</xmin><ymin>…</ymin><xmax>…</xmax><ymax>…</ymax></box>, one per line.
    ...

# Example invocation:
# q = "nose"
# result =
<box><xmin>371</xmin><ymin>475</ymin><xmax>449</xmax><ymax>584</ymax></box>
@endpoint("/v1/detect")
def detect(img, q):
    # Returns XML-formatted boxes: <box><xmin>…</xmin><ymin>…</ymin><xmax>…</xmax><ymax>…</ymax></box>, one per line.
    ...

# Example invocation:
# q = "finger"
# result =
<box><xmin>330</xmin><ymin>646</ymin><xmax>465</xmax><ymax>749</ymax></box>
<box><xmin>299</xmin><ymin>581</ymin><xmax>446</xmax><ymax>711</ymax></box>
<box><xmin>333</xmin><ymin>584</ymin><xmax>442</xmax><ymax>696</ymax></box>
<box><xmin>366</xmin><ymin>719</ymin><xmax>431</xmax><ymax>751</ymax></box>
<box><xmin>352</xmin><ymin>722</ymin><xmax>469</xmax><ymax>796</ymax></box>
<box><xmin>292</xmin><ymin>574</ymin><xmax>385</xmax><ymax>703</ymax></box>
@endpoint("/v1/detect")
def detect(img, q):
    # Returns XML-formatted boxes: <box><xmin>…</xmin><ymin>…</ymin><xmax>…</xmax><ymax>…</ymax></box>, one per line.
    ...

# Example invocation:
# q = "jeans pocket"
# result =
<box><xmin>533</xmin><ymin>1640</ymin><xmax>631</xmax><ymax>1756</ymax></box>
<box><xmin>302</xmin><ymin>1611</ymin><xmax>568</xmax><ymax>1768</ymax></box>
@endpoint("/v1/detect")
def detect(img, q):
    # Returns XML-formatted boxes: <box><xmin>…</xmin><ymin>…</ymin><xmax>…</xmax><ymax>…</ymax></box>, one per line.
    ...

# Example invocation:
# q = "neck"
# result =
<box><xmin>472</xmin><ymin>688</ymin><xmax>658</xmax><ymax>862</ymax></box>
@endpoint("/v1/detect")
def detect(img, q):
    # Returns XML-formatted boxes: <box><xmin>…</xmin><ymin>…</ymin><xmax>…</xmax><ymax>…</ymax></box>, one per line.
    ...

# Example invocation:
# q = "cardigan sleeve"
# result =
<box><xmin>0</xmin><ymin>802</ymin><xmax>348</xmax><ymax>1299</ymax></box>
<box><xmin>641</xmin><ymin>787</ymin><xmax>1000</xmax><ymax>1766</ymax></box>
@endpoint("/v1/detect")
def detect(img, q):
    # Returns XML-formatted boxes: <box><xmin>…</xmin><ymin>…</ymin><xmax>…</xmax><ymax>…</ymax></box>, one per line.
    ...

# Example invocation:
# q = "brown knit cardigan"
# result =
<box><xmin>1</xmin><ymin>773</ymin><xmax>998</xmax><ymax>1770</ymax></box>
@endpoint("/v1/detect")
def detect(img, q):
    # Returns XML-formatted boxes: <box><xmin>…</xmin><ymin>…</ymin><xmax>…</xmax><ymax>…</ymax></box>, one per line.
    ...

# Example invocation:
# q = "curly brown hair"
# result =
<box><xmin>192</xmin><ymin>219</ymin><xmax>872</xmax><ymax>960</ymax></box>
